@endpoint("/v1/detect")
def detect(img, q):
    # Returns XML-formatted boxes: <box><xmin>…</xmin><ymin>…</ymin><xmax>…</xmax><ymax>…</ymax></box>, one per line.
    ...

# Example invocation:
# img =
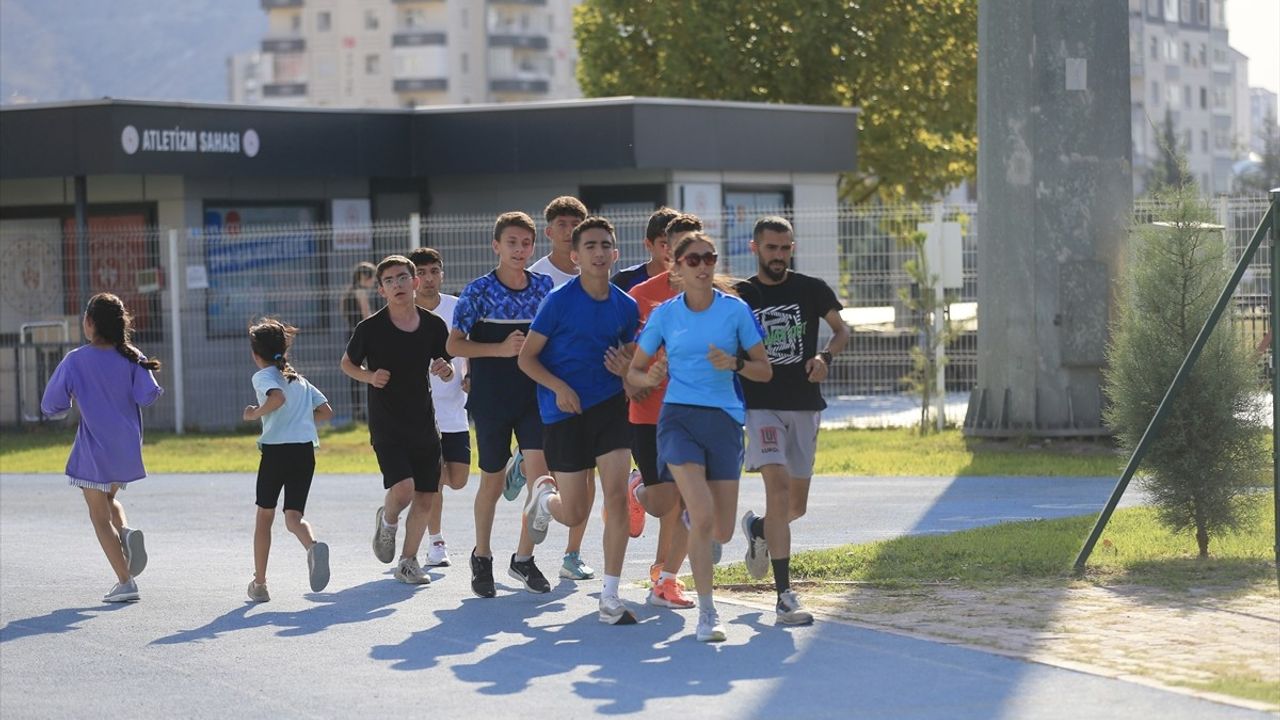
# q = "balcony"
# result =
<box><xmin>392</xmin><ymin>30</ymin><xmax>447</xmax><ymax>47</ymax></box>
<box><xmin>261</xmin><ymin>36</ymin><xmax>305</xmax><ymax>53</ymax></box>
<box><xmin>488</xmin><ymin>34</ymin><xmax>548</xmax><ymax>50</ymax></box>
<box><xmin>261</xmin><ymin>0</ymin><xmax>303</xmax><ymax>8</ymax></box>
<box><xmin>394</xmin><ymin>78</ymin><xmax>448</xmax><ymax>93</ymax></box>
<box><xmin>263</xmin><ymin>82</ymin><xmax>308</xmax><ymax>98</ymax></box>
<box><xmin>490</xmin><ymin>79</ymin><xmax>548</xmax><ymax>93</ymax></box>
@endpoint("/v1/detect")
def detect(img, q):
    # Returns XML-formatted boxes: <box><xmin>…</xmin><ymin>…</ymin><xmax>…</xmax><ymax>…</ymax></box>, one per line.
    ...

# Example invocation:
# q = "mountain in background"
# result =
<box><xmin>0</xmin><ymin>0</ymin><xmax>264</xmax><ymax>105</ymax></box>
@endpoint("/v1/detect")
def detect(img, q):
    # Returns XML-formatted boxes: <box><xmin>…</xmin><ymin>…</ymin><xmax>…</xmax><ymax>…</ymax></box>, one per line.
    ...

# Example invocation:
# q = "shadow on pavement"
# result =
<box><xmin>0</xmin><ymin>604</ymin><xmax>129</xmax><ymax>644</ymax></box>
<box><xmin>372</xmin><ymin>594</ymin><xmax>798</xmax><ymax>714</ymax></box>
<box><xmin>150</xmin><ymin>579</ymin><xmax>422</xmax><ymax>645</ymax></box>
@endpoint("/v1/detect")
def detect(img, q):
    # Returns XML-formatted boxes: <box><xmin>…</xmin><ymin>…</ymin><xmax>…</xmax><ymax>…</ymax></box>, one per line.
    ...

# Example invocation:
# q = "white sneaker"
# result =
<box><xmin>120</xmin><ymin>527</ymin><xmax>147</xmax><ymax>577</ymax></box>
<box><xmin>246</xmin><ymin>580</ymin><xmax>270</xmax><ymax>603</ymax></box>
<box><xmin>523</xmin><ymin>476</ymin><xmax>557</xmax><ymax>545</ymax></box>
<box><xmin>776</xmin><ymin>589</ymin><xmax>814</xmax><ymax>626</ymax></box>
<box><xmin>741</xmin><ymin>511</ymin><xmax>769</xmax><ymax>579</ymax></box>
<box><xmin>598</xmin><ymin>595</ymin><xmax>638</xmax><ymax>625</ymax></box>
<box><xmin>372</xmin><ymin>507</ymin><xmax>396</xmax><ymax>564</ymax></box>
<box><xmin>425</xmin><ymin>539</ymin><xmax>451</xmax><ymax>567</ymax></box>
<box><xmin>696</xmin><ymin>608</ymin><xmax>726</xmax><ymax>642</ymax></box>
<box><xmin>394</xmin><ymin>556</ymin><xmax>431</xmax><ymax>585</ymax></box>
<box><xmin>104</xmin><ymin>578</ymin><xmax>139</xmax><ymax>603</ymax></box>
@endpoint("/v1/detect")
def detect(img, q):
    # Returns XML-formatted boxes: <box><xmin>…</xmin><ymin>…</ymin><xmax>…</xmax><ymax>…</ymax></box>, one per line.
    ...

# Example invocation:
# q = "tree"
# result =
<box><xmin>897</xmin><ymin>225</ymin><xmax>951</xmax><ymax>433</ymax></box>
<box><xmin>1143</xmin><ymin>109</ymin><xmax>1182</xmax><ymax>193</ymax></box>
<box><xmin>573</xmin><ymin>0</ymin><xmax>977</xmax><ymax>204</ymax></box>
<box><xmin>1236</xmin><ymin>110</ymin><xmax>1280</xmax><ymax>196</ymax></box>
<box><xmin>1103</xmin><ymin>170</ymin><xmax>1265</xmax><ymax>558</ymax></box>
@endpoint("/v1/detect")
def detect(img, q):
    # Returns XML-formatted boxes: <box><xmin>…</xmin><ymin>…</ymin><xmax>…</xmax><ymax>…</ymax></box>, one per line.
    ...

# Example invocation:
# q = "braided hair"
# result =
<box><xmin>86</xmin><ymin>293</ymin><xmax>161</xmax><ymax>371</ymax></box>
<box><xmin>248</xmin><ymin>318</ymin><xmax>299</xmax><ymax>383</ymax></box>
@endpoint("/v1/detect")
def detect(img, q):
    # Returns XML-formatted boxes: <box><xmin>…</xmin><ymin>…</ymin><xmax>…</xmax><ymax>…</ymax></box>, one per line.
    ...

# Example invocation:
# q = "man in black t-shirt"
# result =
<box><xmin>735</xmin><ymin>216</ymin><xmax>849</xmax><ymax>626</ymax></box>
<box><xmin>340</xmin><ymin>255</ymin><xmax>455</xmax><ymax>585</ymax></box>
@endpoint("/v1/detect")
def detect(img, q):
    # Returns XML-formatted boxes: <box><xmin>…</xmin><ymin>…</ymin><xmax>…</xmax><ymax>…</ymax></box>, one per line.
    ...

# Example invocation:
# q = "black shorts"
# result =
<box><xmin>441</xmin><ymin>431</ymin><xmax>471</xmax><ymax>466</ymax></box>
<box><xmin>373</xmin><ymin>438</ymin><xmax>442</xmax><ymax>493</ymax></box>
<box><xmin>474</xmin><ymin>399</ymin><xmax>543</xmax><ymax>473</ymax></box>
<box><xmin>544</xmin><ymin>393</ymin><xmax>631</xmax><ymax>473</ymax></box>
<box><xmin>256</xmin><ymin>443</ymin><xmax>316</xmax><ymax>512</ymax></box>
<box><xmin>630</xmin><ymin>423</ymin><xmax>663</xmax><ymax>487</ymax></box>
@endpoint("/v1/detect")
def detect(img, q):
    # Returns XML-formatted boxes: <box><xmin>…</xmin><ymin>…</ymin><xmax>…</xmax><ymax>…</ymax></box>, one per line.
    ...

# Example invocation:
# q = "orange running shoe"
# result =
<box><xmin>626</xmin><ymin>469</ymin><xmax>646</xmax><ymax>538</ymax></box>
<box><xmin>647</xmin><ymin>575</ymin><xmax>695</xmax><ymax>609</ymax></box>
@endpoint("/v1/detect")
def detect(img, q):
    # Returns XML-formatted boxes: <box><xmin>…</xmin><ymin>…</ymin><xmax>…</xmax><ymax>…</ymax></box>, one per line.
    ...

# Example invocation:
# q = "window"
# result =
<box><xmin>1183</xmin><ymin>85</ymin><xmax>1191</xmax><ymax>108</ymax></box>
<box><xmin>1182</xmin><ymin>129</ymin><xmax>1191</xmax><ymax>150</ymax></box>
<box><xmin>317</xmin><ymin>11</ymin><xmax>331</xmax><ymax>32</ymax></box>
<box><xmin>365</xmin><ymin>54</ymin><xmax>380</xmax><ymax>75</ymax></box>
<box><xmin>1181</xmin><ymin>42</ymin><xmax>1190</xmax><ymax>63</ymax></box>
<box><xmin>365</xmin><ymin>10</ymin><xmax>379</xmax><ymax>31</ymax></box>
<box><xmin>1198</xmin><ymin>43</ymin><xmax>1206</xmax><ymax>66</ymax></box>
<box><xmin>1152</xmin><ymin>80</ymin><xmax>1161</xmax><ymax>106</ymax></box>
<box><xmin>290</xmin><ymin>14</ymin><xmax>302</xmax><ymax>33</ymax></box>
<box><xmin>1199</xmin><ymin>86</ymin><xmax>1207</xmax><ymax>108</ymax></box>
<box><xmin>1201</xmin><ymin>129</ymin><xmax>1208</xmax><ymax>151</ymax></box>
<box><xmin>1150</xmin><ymin>37</ymin><xmax>1158</xmax><ymax>60</ymax></box>
<box><xmin>461</xmin><ymin>52</ymin><xmax>468</xmax><ymax>73</ymax></box>
<box><xmin>1167</xmin><ymin>82</ymin><xmax>1178</xmax><ymax>107</ymax></box>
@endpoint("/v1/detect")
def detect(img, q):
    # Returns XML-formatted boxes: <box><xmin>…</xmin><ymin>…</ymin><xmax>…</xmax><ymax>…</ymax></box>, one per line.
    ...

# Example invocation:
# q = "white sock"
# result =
<box><xmin>513</xmin><ymin>553</ymin><xmax>533</xmax><ymax>563</ymax></box>
<box><xmin>538</xmin><ymin>491</ymin><xmax>554</xmax><ymax>514</ymax></box>
<box><xmin>429</xmin><ymin>533</ymin><xmax>443</xmax><ymax>543</ymax></box>
<box><xmin>602</xmin><ymin>574</ymin><xmax>620</xmax><ymax>599</ymax></box>
<box><xmin>699</xmin><ymin>594</ymin><xmax>715</xmax><ymax>613</ymax></box>
<box><xmin>381</xmin><ymin>516</ymin><xmax>398</xmax><ymax>530</ymax></box>
<box><xmin>658</xmin><ymin>571</ymin><xmax>676</xmax><ymax>582</ymax></box>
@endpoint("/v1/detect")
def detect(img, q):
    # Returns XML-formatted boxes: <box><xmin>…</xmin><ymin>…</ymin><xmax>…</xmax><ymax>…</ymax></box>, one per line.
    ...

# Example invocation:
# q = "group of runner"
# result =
<box><xmin>341</xmin><ymin>197</ymin><xmax>848</xmax><ymax>642</ymax></box>
<box><xmin>46</xmin><ymin>196</ymin><xmax>848</xmax><ymax>645</ymax></box>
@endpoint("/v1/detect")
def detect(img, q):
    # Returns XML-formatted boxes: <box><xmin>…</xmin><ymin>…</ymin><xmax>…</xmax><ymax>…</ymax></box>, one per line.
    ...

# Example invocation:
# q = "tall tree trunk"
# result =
<box><xmin>1195</xmin><ymin>520</ymin><xmax>1209</xmax><ymax>559</ymax></box>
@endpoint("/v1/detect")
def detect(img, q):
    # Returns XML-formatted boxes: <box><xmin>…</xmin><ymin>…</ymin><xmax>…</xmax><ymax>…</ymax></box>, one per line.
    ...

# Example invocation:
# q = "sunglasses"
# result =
<box><xmin>679</xmin><ymin>251</ymin><xmax>718</xmax><ymax>268</ymax></box>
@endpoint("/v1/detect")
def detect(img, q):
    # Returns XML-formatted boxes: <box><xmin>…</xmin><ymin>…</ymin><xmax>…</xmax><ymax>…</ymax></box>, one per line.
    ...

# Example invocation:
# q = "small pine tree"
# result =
<box><xmin>1145</xmin><ymin>109</ymin><xmax>1183</xmax><ymax>193</ymax></box>
<box><xmin>898</xmin><ymin>228</ymin><xmax>950</xmax><ymax>434</ymax></box>
<box><xmin>1103</xmin><ymin>171</ymin><xmax>1265</xmax><ymax>558</ymax></box>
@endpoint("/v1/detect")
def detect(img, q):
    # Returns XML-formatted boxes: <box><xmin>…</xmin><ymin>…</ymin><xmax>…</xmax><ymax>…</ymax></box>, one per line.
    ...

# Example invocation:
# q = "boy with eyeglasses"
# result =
<box><xmin>340</xmin><ymin>255</ymin><xmax>455</xmax><ymax>585</ymax></box>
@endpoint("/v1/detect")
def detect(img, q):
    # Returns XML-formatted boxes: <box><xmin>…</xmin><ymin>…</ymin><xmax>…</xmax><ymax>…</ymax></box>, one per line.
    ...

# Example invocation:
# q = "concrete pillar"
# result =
<box><xmin>965</xmin><ymin>0</ymin><xmax>1132</xmax><ymax>437</ymax></box>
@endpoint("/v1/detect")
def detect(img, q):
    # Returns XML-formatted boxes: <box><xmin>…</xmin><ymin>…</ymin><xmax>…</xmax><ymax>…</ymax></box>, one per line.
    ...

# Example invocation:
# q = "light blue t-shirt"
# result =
<box><xmin>637</xmin><ymin>290</ymin><xmax>765</xmax><ymax>424</ymax></box>
<box><xmin>251</xmin><ymin>367</ymin><xmax>328</xmax><ymax>448</ymax></box>
<box><xmin>529</xmin><ymin>276</ymin><xmax>639</xmax><ymax>424</ymax></box>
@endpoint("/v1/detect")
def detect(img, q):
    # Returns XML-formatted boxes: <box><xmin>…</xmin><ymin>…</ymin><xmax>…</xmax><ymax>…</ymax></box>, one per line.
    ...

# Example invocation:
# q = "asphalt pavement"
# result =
<box><xmin>0</xmin><ymin>472</ymin><xmax>1265</xmax><ymax>719</ymax></box>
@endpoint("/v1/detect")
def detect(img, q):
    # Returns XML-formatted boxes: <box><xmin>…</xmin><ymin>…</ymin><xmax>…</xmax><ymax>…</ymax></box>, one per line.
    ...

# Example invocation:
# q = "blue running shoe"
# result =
<box><xmin>503</xmin><ymin>449</ymin><xmax>526</xmax><ymax>501</ymax></box>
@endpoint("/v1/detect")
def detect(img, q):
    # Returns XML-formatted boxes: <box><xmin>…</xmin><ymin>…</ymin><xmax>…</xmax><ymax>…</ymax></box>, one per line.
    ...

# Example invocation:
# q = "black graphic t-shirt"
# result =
<box><xmin>735</xmin><ymin>272</ymin><xmax>843</xmax><ymax>411</ymax></box>
<box><xmin>346</xmin><ymin>306</ymin><xmax>451</xmax><ymax>446</ymax></box>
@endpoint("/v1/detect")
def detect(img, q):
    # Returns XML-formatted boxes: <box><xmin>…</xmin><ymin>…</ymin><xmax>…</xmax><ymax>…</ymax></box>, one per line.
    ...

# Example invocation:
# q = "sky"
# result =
<box><xmin>1226</xmin><ymin>0</ymin><xmax>1279</xmax><ymax>98</ymax></box>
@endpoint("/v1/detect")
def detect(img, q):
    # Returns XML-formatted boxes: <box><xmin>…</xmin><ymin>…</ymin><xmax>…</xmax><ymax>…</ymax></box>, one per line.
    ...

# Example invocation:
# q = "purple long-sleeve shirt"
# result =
<box><xmin>41</xmin><ymin>345</ymin><xmax>164</xmax><ymax>484</ymax></box>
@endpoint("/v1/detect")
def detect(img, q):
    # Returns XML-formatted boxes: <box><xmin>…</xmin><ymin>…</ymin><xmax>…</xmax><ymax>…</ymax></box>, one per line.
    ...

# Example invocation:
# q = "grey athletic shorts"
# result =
<box><xmin>744</xmin><ymin>409</ymin><xmax>821</xmax><ymax>477</ymax></box>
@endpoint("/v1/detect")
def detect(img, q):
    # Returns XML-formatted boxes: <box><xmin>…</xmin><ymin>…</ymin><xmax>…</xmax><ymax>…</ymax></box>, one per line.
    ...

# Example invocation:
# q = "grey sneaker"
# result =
<box><xmin>394</xmin><ymin>556</ymin><xmax>431</xmax><ymax>585</ymax></box>
<box><xmin>696</xmin><ymin>608</ymin><xmax>726</xmax><ymax>642</ymax></box>
<box><xmin>523</xmin><ymin>476</ymin><xmax>557</xmax><ymax>546</ymax></box>
<box><xmin>120</xmin><ymin>527</ymin><xmax>147</xmax><ymax>578</ymax></box>
<box><xmin>307</xmin><ymin>542</ymin><xmax>330</xmax><ymax>592</ymax></box>
<box><xmin>246</xmin><ymin>580</ymin><xmax>270</xmax><ymax>603</ymax></box>
<box><xmin>776</xmin><ymin>589</ymin><xmax>814</xmax><ymax>625</ymax></box>
<box><xmin>104</xmin><ymin>578</ymin><xmax>140</xmax><ymax>603</ymax></box>
<box><xmin>372</xmin><ymin>507</ymin><xmax>396</xmax><ymax>564</ymax></box>
<box><xmin>503</xmin><ymin>449</ymin><xmax>526</xmax><ymax>501</ymax></box>
<box><xmin>741</xmin><ymin>510</ymin><xmax>769</xmax><ymax>579</ymax></box>
<box><xmin>598</xmin><ymin>595</ymin><xmax>638</xmax><ymax>625</ymax></box>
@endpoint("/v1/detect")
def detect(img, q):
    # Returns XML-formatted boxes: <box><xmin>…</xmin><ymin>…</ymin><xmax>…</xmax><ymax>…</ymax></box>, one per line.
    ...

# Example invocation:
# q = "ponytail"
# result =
<box><xmin>249</xmin><ymin>318</ymin><xmax>300</xmax><ymax>383</ymax></box>
<box><xmin>86</xmin><ymin>293</ymin><xmax>161</xmax><ymax>371</ymax></box>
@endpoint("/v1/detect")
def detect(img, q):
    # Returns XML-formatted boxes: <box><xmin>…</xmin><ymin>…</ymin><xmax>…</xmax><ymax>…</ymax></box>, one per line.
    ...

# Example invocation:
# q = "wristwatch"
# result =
<box><xmin>818</xmin><ymin>350</ymin><xmax>833</xmax><ymax>365</ymax></box>
<box><xmin>734</xmin><ymin>356</ymin><xmax>746</xmax><ymax>373</ymax></box>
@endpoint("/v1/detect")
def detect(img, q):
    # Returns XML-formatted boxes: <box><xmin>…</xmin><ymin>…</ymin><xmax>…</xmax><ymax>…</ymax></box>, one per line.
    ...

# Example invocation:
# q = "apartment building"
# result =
<box><xmin>242</xmin><ymin>0</ymin><xmax>582</xmax><ymax>107</ymax></box>
<box><xmin>1249</xmin><ymin>86</ymin><xmax>1278</xmax><ymax>154</ymax></box>
<box><xmin>1128</xmin><ymin>0</ymin><xmax>1251</xmax><ymax>195</ymax></box>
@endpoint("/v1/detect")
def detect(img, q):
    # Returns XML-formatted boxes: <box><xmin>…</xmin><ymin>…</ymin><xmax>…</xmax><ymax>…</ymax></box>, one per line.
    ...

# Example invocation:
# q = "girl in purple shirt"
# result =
<box><xmin>42</xmin><ymin>293</ymin><xmax>164</xmax><ymax>603</ymax></box>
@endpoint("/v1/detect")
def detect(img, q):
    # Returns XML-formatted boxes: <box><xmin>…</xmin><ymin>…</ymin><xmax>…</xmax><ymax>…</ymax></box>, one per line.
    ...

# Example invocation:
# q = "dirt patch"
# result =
<box><xmin>720</xmin><ymin>579</ymin><xmax>1280</xmax><ymax>711</ymax></box>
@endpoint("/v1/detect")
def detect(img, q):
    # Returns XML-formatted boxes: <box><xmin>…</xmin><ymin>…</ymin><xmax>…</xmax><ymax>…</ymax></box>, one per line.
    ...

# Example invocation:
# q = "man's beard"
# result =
<box><xmin>761</xmin><ymin>261</ymin><xmax>788</xmax><ymax>282</ymax></box>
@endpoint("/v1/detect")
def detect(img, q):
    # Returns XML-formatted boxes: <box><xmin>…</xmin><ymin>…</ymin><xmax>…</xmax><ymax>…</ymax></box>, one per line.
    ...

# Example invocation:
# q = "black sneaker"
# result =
<box><xmin>507</xmin><ymin>554</ymin><xmax>551</xmax><ymax>593</ymax></box>
<box><xmin>470</xmin><ymin>549</ymin><xmax>496</xmax><ymax>598</ymax></box>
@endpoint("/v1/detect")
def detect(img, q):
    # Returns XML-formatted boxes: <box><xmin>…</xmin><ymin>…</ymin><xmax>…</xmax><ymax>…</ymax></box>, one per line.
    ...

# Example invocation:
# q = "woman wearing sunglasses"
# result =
<box><xmin>627</xmin><ymin>231</ymin><xmax>772</xmax><ymax>642</ymax></box>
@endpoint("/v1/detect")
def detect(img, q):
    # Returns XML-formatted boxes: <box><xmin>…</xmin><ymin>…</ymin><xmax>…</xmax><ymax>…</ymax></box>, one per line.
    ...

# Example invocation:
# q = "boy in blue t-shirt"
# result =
<box><xmin>517</xmin><ymin>217</ymin><xmax>642</xmax><ymax>625</ymax></box>
<box><xmin>447</xmin><ymin>211</ymin><xmax>555</xmax><ymax>598</ymax></box>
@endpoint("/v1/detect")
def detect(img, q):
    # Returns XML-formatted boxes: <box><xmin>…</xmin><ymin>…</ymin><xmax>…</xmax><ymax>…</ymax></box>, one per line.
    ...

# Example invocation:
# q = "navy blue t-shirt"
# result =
<box><xmin>529</xmin><ymin>277</ymin><xmax>639</xmax><ymax>424</ymax></box>
<box><xmin>453</xmin><ymin>269</ymin><xmax>554</xmax><ymax>417</ymax></box>
<box><xmin>610</xmin><ymin>262</ymin><xmax>651</xmax><ymax>293</ymax></box>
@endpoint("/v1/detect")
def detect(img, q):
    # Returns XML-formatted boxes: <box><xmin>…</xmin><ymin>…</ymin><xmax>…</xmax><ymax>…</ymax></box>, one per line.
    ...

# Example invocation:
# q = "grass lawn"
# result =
<box><xmin>0</xmin><ymin>425</ymin><xmax>1126</xmax><ymax>476</ymax></box>
<box><xmin>714</xmin><ymin>491</ymin><xmax>1276</xmax><ymax>589</ymax></box>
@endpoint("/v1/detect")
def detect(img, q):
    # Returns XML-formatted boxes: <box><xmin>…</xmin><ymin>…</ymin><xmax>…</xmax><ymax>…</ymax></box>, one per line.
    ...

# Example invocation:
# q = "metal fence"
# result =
<box><xmin>0</xmin><ymin>197</ymin><xmax>1271</xmax><ymax>431</ymax></box>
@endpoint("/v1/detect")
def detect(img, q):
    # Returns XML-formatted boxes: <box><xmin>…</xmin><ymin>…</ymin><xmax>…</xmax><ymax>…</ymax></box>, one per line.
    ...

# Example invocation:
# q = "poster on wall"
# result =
<box><xmin>0</xmin><ymin>219</ymin><xmax>65</xmax><ymax>337</ymax></box>
<box><xmin>677</xmin><ymin>183</ymin><xmax>723</xmax><ymax>238</ymax></box>
<box><xmin>203</xmin><ymin>206</ymin><xmax>322</xmax><ymax>338</ymax></box>
<box><xmin>60</xmin><ymin>214</ymin><xmax>158</xmax><ymax>336</ymax></box>
<box><xmin>332</xmin><ymin>199</ymin><xmax>373</xmax><ymax>250</ymax></box>
<box><xmin>723</xmin><ymin>190</ymin><xmax>787</xmax><ymax>276</ymax></box>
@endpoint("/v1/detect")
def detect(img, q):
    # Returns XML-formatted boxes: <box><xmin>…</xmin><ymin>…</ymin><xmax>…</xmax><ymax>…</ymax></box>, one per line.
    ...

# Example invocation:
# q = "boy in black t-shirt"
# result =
<box><xmin>340</xmin><ymin>255</ymin><xmax>455</xmax><ymax>585</ymax></box>
<box><xmin>735</xmin><ymin>217</ymin><xmax>849</xmax><ymax>626</ymax></box>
